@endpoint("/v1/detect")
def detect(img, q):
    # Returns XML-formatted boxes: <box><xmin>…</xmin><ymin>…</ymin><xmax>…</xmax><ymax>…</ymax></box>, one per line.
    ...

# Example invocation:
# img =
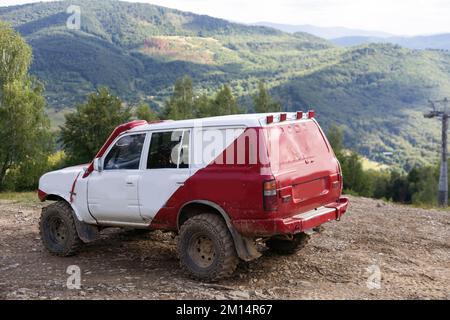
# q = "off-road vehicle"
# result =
<box><xmin>38</xmin><ymin>111</ymin><xmax>348</xmax><ymax>280</ymax></box>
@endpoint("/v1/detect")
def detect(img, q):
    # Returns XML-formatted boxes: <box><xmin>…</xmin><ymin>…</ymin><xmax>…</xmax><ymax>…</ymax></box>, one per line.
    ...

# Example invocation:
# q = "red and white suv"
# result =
<box><xmin>38</xmin><ymin>112</ymin><xmax>348</xmax><ymax>280</ymax></box>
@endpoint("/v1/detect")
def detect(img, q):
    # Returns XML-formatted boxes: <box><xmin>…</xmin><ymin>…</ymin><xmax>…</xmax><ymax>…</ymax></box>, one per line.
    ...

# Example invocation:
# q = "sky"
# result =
<box><xmin>1</xmin><ymin>0</ymin><xmax>450</xmax><ymax>36</ymax></box>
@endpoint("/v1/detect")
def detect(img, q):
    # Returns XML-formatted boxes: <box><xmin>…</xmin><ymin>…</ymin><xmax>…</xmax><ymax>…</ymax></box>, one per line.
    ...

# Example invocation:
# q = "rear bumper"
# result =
<box><xmin>233</xmin><ymin>197</ymin><xmax>349</xmax><ymax>237</ymax></box>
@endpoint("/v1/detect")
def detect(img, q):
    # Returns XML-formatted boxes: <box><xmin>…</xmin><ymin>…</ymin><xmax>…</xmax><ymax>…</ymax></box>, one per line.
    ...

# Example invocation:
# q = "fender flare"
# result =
<box><xmin>177</xmin><ymin>200</ymin><xmax>261</xmax><ymax>262</ymax></box>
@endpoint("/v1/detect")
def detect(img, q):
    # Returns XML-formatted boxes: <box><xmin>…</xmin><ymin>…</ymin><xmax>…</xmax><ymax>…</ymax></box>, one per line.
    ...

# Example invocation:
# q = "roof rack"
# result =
<box><xmin>266</xmin><ymin>110</ymin><xmax>315</xmax><ymax>124</ymax></box>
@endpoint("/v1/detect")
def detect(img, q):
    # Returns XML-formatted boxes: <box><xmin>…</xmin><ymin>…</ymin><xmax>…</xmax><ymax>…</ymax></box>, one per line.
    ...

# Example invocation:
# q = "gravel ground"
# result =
<box><xmin>0</xmin><ymin>196</ymin><xmax>449</xmax><ymax>300</ymax></box>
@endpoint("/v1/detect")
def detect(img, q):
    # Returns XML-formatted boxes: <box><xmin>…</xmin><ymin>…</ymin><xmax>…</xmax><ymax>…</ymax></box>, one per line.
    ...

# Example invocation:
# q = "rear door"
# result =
<box><xmin>138</xmin><ymin>129</ymin><xmax>191</xmax><ymax>221</ymax></box>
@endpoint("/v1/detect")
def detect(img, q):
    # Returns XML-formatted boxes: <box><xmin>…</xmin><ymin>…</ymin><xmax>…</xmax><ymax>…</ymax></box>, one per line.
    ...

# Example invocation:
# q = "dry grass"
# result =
<box><xmin>0</xmin><ymin>192</ymin><xmax>39</xmax><ymax>204</ymax></box>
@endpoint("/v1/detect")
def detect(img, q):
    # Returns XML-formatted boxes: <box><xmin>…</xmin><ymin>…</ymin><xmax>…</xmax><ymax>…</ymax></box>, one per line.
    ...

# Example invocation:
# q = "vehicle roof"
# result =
<box><xmin>129</xmin><ymin>112</ymin><xmax>310</xmax><ymax>132</ymax></box>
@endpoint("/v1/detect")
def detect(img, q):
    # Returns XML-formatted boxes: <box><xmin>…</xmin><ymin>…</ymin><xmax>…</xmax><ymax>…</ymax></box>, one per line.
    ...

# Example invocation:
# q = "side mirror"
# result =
<box><xmin>93</xmin><ymin>158</ymin><xmax>103</xmax><ymax>172</ymax></box>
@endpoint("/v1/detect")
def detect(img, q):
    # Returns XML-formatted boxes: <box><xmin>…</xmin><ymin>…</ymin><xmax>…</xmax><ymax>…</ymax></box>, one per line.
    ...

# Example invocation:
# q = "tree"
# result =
<box><xmin>387</xmin><ymin>171</ymin><xmax>410</xmax><ymax>203</ymax></box>
<box><xmin>370</xmin><ymin>170</ymin><xmax>391</xmax><ymax>200</ymax></box>
<box><xmin>0</xmin><ymin>22</ymin><xmax>32</xmax><ymax>86</ymax></box>
<box><xmin>60</xmin><ymin>87</ymin><xmax>131</xmax><ymax>165</ymax></box>
<box><xmin>135</xmin><ymin>102</ymin><xmax>159</xmax><ymax>122</ymax></box>
<box><xmin>253</xmin><ymin>80</ymin><xmax>281</xmax><ymax>113</ymax></box>
<box><xmin>196</xmin><ymin>94</ymin><xmax>214</xmax><ymax>118</ymax></box>
<box><xmin>163</xmin><ymin>76</ymin><xmax>197</xmax><ymax>120</ymax></box>
<box><xmin>409</xmin><ymin>166</ymin><xmax>438</xmax><ymax>206</ymax></box>
<box><xmin>326</xmin><ymin>124</ymin><xmax>377</xmax><ymax>197</ymax></box>
<box><xmin>0</xmin><ymin>23</ymin><xmax>53</xmax><ymax>190</ymax></box>
<box><xmin>211</xmin><ymin>85</ymin><xmax>241</xmax><ymax>116</ymax></box>
<box><xmin>327</xmin><ymin>125</ymin><xmax>344</xmax><ymax>156</ymax></box>
<box><xmin>340</xmin><ymin>152</ymin><xmax>370</xmax><ymax>195</ymax></box>
<box><xmin>163</xmin><ymin>78</ymin><xmax>244</xmax><ymax>120</ymax></box>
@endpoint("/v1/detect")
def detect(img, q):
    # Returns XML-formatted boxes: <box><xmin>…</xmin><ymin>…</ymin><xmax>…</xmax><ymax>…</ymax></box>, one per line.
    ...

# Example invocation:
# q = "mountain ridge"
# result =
<box><xmin>332</xmin><ymin>33</ymin><xmax>450</xmax><ymax>50</ymax></box>
<box><xmin>253</xmin><ymin>22</ymin><xmax>394</xmax><ymax>39</ymax></box>
<box><xmin>254</xmin><ymin>21</ymin><xmax>450</xmax><ymax>51</ymax></box>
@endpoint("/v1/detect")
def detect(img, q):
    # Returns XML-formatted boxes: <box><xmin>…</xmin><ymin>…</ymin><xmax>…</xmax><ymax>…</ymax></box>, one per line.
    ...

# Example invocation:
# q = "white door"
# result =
<box><xmin>138</xmin><ymin>130</ymin><xmax>191</xmax><ymax>221</ymax></box>
<box><xmin>88</xmin><ymin>133</ymin><xmax>147</xmax><ymax>225</ymax></box>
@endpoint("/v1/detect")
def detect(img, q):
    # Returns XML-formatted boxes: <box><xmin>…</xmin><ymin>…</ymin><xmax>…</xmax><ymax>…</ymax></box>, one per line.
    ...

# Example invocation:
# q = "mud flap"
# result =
<box><xmin>227</xmin><ymin>224</ymin><xmax>262</xmax><ymax>262</ymax></box>
<box><xmin>73</xmin><ymin>214</ymin><xmax>100</xmax><ymax>243</ymax></box>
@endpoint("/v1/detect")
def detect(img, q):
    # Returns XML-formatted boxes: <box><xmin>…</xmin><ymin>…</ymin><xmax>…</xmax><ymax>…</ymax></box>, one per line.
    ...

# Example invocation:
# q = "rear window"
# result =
<box><xmin>147</xmin><ymin>130</ymin><xmax>190</xmax><ymax>169</ymax></box>
<box><xmin>266</xmin><ymin>121</ymin><xmax>330</xmax><ymax>166</ymax></box>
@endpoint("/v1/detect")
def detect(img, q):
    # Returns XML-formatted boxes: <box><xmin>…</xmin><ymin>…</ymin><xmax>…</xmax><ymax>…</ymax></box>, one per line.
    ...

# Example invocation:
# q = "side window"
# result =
<box><xmin>179</xmin><ymin>131</ymin><xmax>190</xmax><ymax>169</ymax></box>
<box><xmin>147</xmin><ymin>130</ymin><xmax>190</xmax><ymax>169</ymax></box>
<box><xmin>104</xmin><ymin>134</ymin><xmax>146</xmax><ymax>170</ymax></box>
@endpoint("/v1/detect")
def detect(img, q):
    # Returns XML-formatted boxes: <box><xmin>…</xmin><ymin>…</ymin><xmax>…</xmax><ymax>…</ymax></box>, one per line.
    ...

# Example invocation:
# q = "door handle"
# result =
<box><xmin>126</xmin><ymin>175</ymin><xmax>139</xmax><ymax>187</ymax></box>
<box><xmin>176</xmin><ymin>182</ymin><xmax>185</xmax><ymax>186</ymax></box>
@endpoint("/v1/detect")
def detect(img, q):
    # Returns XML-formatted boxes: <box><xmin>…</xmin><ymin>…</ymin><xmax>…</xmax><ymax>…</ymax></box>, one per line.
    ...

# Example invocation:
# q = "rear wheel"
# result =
<box><xmin>266</xmin><ymin>233</ymin><xmax>310</xmax><ymax>255</ymax></box>
<box><xmin>39</xmin><ymin>201</ymin><xmax>82</xmax><ymax>257</ymax></box>
<box><xmin>178</xmin><ymin>214</ymin><xmax>239</xmax><ymax>281</ymax></box>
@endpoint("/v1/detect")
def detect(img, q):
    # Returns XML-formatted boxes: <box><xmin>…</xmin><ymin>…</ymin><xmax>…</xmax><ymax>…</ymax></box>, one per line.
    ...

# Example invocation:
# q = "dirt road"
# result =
<box><xmin>0</xmin><ymin>196</ymin><xmax>449</xmax><ymax>300</ymax></box>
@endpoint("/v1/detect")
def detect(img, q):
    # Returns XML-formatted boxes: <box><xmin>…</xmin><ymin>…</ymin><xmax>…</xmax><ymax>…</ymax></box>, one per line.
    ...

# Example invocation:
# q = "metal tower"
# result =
<box><xmin>424</xmin><ymin>98</ymin><xmax>449</xmax><ymax>207</ymax></box>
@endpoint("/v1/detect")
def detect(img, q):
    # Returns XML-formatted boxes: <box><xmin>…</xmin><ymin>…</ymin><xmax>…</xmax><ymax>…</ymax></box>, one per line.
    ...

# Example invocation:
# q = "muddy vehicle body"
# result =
<box><xmin>38</xmin><ymin>112</ymin><xmax>348</xmax><ymax>280</ymax></box>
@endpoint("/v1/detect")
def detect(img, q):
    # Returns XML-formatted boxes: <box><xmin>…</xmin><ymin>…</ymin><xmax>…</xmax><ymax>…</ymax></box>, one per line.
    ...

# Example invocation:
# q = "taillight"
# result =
<box><xmin>337</xmin><ymin>160</ymin><xmax>343</xmax><ymax>189</ymax></box>
<box><xmin>263</xmin><ymin>180</ymin><xmax>278</xmax><ymax>211</ymax></box>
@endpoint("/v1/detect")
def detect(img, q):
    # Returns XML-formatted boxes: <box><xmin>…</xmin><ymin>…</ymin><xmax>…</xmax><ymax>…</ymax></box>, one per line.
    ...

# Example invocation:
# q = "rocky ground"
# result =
<box><xmin>0</xmin><ymin>196</ymin><xmax>449</xmax><ymax>300</ymax></box>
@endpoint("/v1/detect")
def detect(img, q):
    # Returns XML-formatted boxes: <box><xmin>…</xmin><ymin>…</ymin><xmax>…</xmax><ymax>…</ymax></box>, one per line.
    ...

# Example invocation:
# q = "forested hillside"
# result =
<box><xmin>0</xmin><ymin>0</ymin><xmax>328</xmax><ymax>107</ymax></box>
<box><xmin>1</xmin><ymin>0</ymin><xmax>450</xmax><ymax>169</ymax></box>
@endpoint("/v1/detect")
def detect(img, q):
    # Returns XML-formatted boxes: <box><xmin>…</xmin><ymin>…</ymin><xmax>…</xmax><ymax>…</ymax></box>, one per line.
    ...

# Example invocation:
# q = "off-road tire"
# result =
<box><xmin>178</xmin><ymin>214</ymin><xmax>239</xmax><ymax>281</ymax></box>
<box><xmin>39</xmin><ymin>201</ymin><xmax>82</xmax><ymax>257</ymax></box>
<box><xmin>266</xmin><ymin>233</ymin><xmax>310</xmax><ymax>255</ymax></box>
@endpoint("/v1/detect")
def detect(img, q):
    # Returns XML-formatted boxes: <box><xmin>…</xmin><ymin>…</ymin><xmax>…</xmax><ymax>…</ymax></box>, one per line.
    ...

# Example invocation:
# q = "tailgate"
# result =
<box><xmin>265</xmin><ymin>120</ymin><xmax>342</xmax><ymax>213</ymax></box>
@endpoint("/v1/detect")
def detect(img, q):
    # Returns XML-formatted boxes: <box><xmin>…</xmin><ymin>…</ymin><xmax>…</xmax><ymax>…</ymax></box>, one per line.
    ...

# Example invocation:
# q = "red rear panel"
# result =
<box><xmin>265</xmin><ymin>119</ymin><xmax>341</xmax><ymax>219</ymax></box>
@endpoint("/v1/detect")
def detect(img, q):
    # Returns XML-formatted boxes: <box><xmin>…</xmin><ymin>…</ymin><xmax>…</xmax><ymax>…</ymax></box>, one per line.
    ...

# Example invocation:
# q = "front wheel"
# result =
<box><xmin>178</xmin><ymin>214</ymin><xmax>239</xmax><ymax>281</ymax></box>
<box><xmin>39</xmin><ymin>201</ymin><xmax>82</xmax><ymax>257</ymax></box>
<box><xmin>266</xmin><ymin>233</ymin><xmax>310</xmax><ymax>255</ymax></box>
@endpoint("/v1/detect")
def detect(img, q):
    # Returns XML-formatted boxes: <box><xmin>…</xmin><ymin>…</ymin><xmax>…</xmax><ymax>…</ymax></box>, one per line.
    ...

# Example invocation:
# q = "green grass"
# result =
<box><xmin>361</xmin><ymin>157</ymin><xmax>390</xmax><ymax>171</ymax></box>
<box><xmin>0</xmin><ymin>192</ymin><xmax>40</xmax><ymax>204</ymax></box>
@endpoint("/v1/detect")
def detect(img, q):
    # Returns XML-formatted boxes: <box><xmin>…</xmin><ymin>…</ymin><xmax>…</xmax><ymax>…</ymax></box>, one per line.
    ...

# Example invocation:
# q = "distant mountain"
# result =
<box><xmin>1</xmin><ymin>0</ymin><xmax>450</xmax><ymax>169</ymax></box>
<box><xmin>253</xmin><ymin>22</ymin><xmax>393</xmax><ymax>39</ymax></box>
<box><xmin>332</xmin><ymin>36</ymin><xmax>382</xmax><ymax>47</ymax></box>
<box><xmin>332</xmin><ymin>34</ymin><xmax>450</xmax><ymax>50</ymax></box>
<box><xmin>252</xmin><ymin>22</ymin><xmax>450</xmax><ymax>51</ymax></box>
